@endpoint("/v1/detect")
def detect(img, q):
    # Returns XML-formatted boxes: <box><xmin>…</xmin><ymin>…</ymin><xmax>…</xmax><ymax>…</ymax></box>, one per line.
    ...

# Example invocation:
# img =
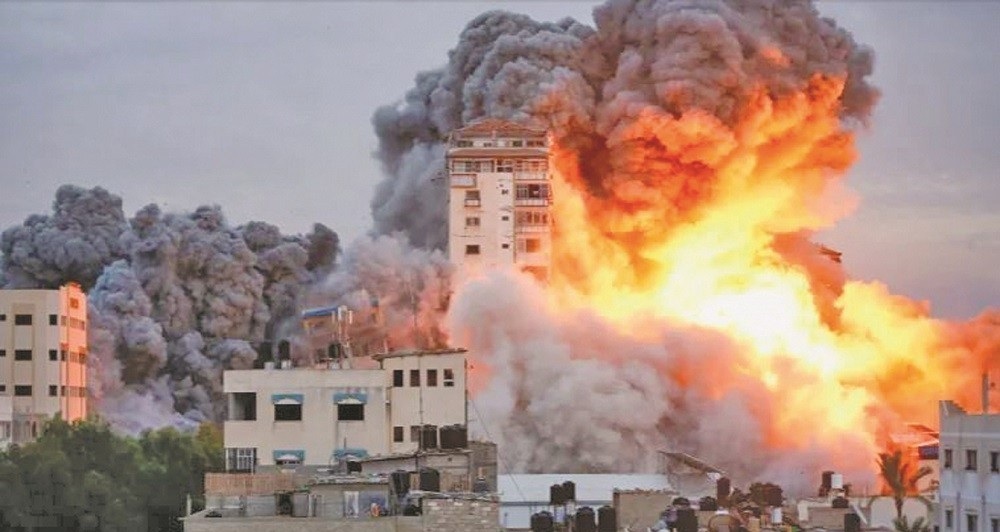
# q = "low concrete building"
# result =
<box><xmin>939</xmin><ymin>399</ymin><xmax>1000</xmax><ymax>532</ymax></box>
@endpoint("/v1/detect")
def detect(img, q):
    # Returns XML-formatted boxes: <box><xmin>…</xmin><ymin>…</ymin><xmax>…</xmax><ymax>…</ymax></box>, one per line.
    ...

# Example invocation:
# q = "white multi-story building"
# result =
<box><xmin>222</xmin><ymin>348</ymin><xmax>468</xmax><ymax>472</ymax></box>
<box><xmin>939</xmin><ymin>399</ymin><xmax>1000</xmax><ymax>532</ymax></box>
<box><xmin>447</xmin><ymin>118</ymin><xmax>552</xmax><ymax>280</ymax></box>
<box><xmin>0</xmin><ymin>283</ymin><xmax>88</xmax><ymax>446</ymax></box>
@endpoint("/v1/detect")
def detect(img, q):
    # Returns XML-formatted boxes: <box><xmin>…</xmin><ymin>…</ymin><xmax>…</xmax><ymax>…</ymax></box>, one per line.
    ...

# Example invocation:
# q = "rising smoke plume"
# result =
<box><xmin>372</xmin><ymin>0</ymin><xmax>999</xmax><ymax>491</ymax></box>
<box><xmin>1</xmin><ymin>185</ymin><xmax>338</xmax><ymax>432</ymax></box>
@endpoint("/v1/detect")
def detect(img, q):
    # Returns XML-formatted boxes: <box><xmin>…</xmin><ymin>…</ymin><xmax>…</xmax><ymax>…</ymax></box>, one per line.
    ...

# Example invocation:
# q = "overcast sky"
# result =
<box><xmin>0</xmin><ymin>2</ymin><xmax>997</xmax><ymax>319</ymax></box>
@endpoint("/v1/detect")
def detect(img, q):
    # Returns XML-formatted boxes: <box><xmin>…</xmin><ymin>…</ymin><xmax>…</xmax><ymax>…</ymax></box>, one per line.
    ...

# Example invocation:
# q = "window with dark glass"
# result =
<box><xmin>393</xmin><ymin>426</ymin><xmax>404</xmax><ymax>442</ymax></box>
<box><xmin>14</xmin><ymin>350</ymin><xmax>31</xmax><ymax>361</ymax></box>
<box><xmin>0</xmin><ymin>349</ymin><xmax>6</xmax><ymax>357</ymax></box>
<box><xmin>968</xmin><ymin>514</ymin><xmax>978</xmax><ymax>532</ymax></box>
<box><xmin>273</xmin><ymin>404</ymin><xmax>302</xmax><ymax>421</ymax></box>
<box><xmin>14</xmin><ymin>386</ymin><xmax>31</xmax><ymax>396</ymax></box>
<box><xmin>444</xmin><ymin>368</ymin><xmax>455</xmax><ymax>387</ymax></box>
<box><xmin>427</xmin><ymin>369</ymin><xmax>438</xmax><ymax>387</ymax></box>
<box><xmin>49</xmin><ymin>314</ymin><xmax>57</xmax><ymax>326</ymax></box>
<box><xmin>410</xmin><ymin>369</ymin><xmax>420</xmax><ymax>387</ymax></box>
<box><xmin>337</xmin><ymin>404</ymin><xmax>364</xmax><ymax>421</ymax></box>
<box><xmin>14</xmin><ymin>314</ymin><xmax>31</xmax><ymax>326</ymax></box>
<box><xmin>230</xmin><ymin>393</ymin><xmax>257</xmax><ymax>421</ymax></box>
<box><xmin>410</xmin><ymin>425</ymin><xmax>420</xmax><ymax>442</ymax></box>
<box><xmin>49</xmin><ymin>349</ymin><xmax>57</xmax><ymax>361</ymax></box>
<box><xmin>49</xmin><ymin>385</ymin><xmax>57</xmax><ymax>397</ymax></box>
<box><xmin>991</xmin><ymin>451</ymin><xmax>999</xmax><ymax>473</ymax></box>
<box><xmin>944</xmin><ymin>449</ymin><xmax>953</xmax><ymax>469</ymax></box>
<box><xmin>967</xmin><ymin>449</ymin><xmax>978</xmax><ymax>471</ymax></box>
<box><xmin>393</xmin><ymin>370</ymin><xmax>404</xmax><ymax>387</ymax></box>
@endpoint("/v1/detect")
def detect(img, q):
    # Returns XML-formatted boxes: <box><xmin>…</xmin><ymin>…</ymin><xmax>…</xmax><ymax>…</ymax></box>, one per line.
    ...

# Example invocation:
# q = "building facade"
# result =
<box><xmin>0</xmin><ymin>283</ymin><xmax>88</xmax><ymax>446</ymax></box>
<box><xmin>446</xmin><ymin>118</ymin><xmax>552</xmax><ymax>280</ymax></box>
<box><xmin>939</xmin><ymin>400</ymin><xmax>1000</xmax><ymax>532</ymax></box>
<box><xmin>222</xmin><ymin>349</ymin><xmax>468</xmax><ymax>471</ymax></box>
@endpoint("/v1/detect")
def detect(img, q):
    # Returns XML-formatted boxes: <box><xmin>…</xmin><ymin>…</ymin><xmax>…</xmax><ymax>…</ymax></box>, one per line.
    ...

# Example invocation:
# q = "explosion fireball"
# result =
<box><xmin>375</xmin><ymin>0</ymin><xmax>1000</xmax><ymax>489</ymax></box>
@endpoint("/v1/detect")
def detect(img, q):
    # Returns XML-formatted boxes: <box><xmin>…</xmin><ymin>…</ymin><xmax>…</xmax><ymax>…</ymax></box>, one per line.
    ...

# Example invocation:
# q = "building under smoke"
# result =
<box><xmin>447</xmin><ymin>118</ymin><xmax>553</xmax><ymax>281</ymax></box>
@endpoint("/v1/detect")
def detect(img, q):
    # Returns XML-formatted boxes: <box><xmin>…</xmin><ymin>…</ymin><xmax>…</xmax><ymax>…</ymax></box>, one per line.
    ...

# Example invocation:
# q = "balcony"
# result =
<box><xmin>463</xmin><ymin>199</ymin><xmax>481</xmax><ymax>207</ymax></box>
<box><xmin>514</xmin><ymin>198</ymin><xmax>548</xmax><ymax>207</ymax></box>
<box><xmin>513</xmin><ymin>171</ymin><xmax>549</xmax><ymax>181</ymax></box>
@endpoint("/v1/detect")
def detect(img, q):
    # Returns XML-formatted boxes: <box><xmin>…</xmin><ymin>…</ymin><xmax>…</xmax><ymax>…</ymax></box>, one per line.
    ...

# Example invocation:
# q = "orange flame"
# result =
<box><xmin>542</xmin><ymin>73</ymin><xmax>990</xmax><ymax>462</ymax></box>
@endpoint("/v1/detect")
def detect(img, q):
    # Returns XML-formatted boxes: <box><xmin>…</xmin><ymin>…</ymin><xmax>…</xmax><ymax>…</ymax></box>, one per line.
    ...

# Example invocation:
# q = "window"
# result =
<box><xmin>0</xmin><ymin>314</ymin><xmax>5</xmax><ymax>321</ymax></box>
<box><xmin>274</xmin><ymin>404</ymin><xmax>302</xmax><ymax>421</ymax></box>
<box><xmin>515</xmin><ymin>183</ymin><xmax>549</xmax><ymax>200</ymax></box>
<box><xmin>49</xmin><ymin>349</ymin><xmax>57</xmax><ymax>361</ymax></box>
<box><xmin>60</xmin><ymin>349</ymin><xmax>66</xmax><ymax>361</ymax></box>
<box><xmin>945</xmin><ymin>449</ymin><xmax>953</xmax><ymax>469</ymax></box>
<box><xmin>70</xmin><ymin>298</ymin><xmax>80</xmax><ymax>309</ymax></box>
<box><xmin>501</xmin><ymin>215</ymin><xmax>509</xmax><ymax>221</ymax></box>
<box><xmin>511</xmin><ymin>140</ymin><xmax>523</xmax><ymax>147</ymax></box>
<box><xmin>497</xmin><ymin>160</ymin><xmax>514</xmax><ymax>172</ymax></box>
<box><xmin>49</xmin><ymin>385</ymin><xmax>57</xmax><ymax>397</ymax></box>
<box><xmin>0</xmin><ymin>349</ymin><xmax>5</xmax><ymax>357</ymax></box>
<box><xmin>393</xmin><ymin>426</ymin><xmax>404</xmax><ymax>443</ymax></box>
<box><xmin>465</xmin><ymin>216</ymin><xmax>481</xmax><ymax>228</ymax></box>
<box><xmin>518</xmin><ymin>238</ymin><xmax>541</xmax><ymax>253</ymax></box>
<box><xmin>516</xmin><ymin>210</ymin><xmax>548</xmax><ymax>225</ymax></box>
<box><xmin>14</xmin><ymin>314</ymin><xmax>32</xmax><ymax>325</ymax></box>
<box><xmin>393</xmin><ymin>370</ymin><xmax>404</xmax><ymax>387</ymax></box>
<box><xmin>14</xmin><ymin>350</ymin><xmax>31</xmax><ymax>361</ymax></box>
<box><xmin>464</xmin><ymin>189</ymin><xmax>481</xmax><ymax>206</ymax></box>
<box><xmin>502</xmin><ymin>243</ymin><xmax>510</xmax><ymax>249</ymax></box>
<box><xmin>230</xmin><ymin>393</ymin><xmax>257</xmax><ymax>421</ymax></box>
<box><xmin>0</xmin><ymin>385</ymin><xmax>6</xmax><ymax>393</ymax></box>
<box><xmin>60</xmin><ymin>385</ymin><xmax>66</xmax><ymax>396</ymax></box>
<box><xmin>992</xmin><ymin>452</ymin><xmax>999</xmax><ymax>473</ymax></box>
<box><xmin>427</xmin><ymin>369</ymin><xmax>438</xmax><ymax>387</ymax></box>
<box><xmin>527</xmin><ymin>140</ymin><xmax>545</xmax><ymax>148</ymax></box>
<box><xmin>969</xmin><ymin>514</ymin><xmax>979</xmax><ymax>532</ymax></box>
<box><xmin>991</xmin><ymin>518</ymin><xmax>998</xmax><ymax>532</ymax></box>
<box><xmin>410</xmin><ymin>425</ymin><xmax>421</xmax><ymax>442</ymax></box>
<box><xmin>14</xmin><ymin>386</ymin><xmax>31</xmax><ymax>397</ymax></box>
<box><xmin>947</xmin><ymin>510</ymin><xmax>954</xmax><ymax>529</ymax></box>
<box><xmin>968</xmin><ymin>449</ymin><xmax>978</xmax><ymax>471</ymax></box>
<box><xmin>465</xmin><ymin>245</ymin><xmax>480</xmax><ymax>256</ymax></box>
<box><xmin>337</xmin><ymin>404</ymin><xmax>364</xmax><ymax>421</ymax></box>
<box><xmin>444</xmin><ymin>369</ymin><xmax>455</xmax><ymax>387</ymax></box>
<box><xmin>226</xmin><ymin>448</ymin><xmax>257</xmax><ymax>473</ymax></box>
<box><xmin>410</xmin><ymin>369</ymin><xmax>420</xmax><ymax>387</ymax></box>
<box><xmin>47</xmin><ymin>314</ymin><xmax>57</xmax><ymax>326</ymax></box>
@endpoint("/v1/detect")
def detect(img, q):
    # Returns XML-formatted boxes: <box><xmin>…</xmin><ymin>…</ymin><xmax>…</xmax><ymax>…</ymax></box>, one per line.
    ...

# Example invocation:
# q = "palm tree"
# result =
<box><xmin>878</xmin><ymin>448</ymin><xmax>933</xmax><ymax>519</ymax></box>
<box><xmin>894</xmin><ymin>515</ymin><xmax>932</xmax><ymax>532</ymax></box>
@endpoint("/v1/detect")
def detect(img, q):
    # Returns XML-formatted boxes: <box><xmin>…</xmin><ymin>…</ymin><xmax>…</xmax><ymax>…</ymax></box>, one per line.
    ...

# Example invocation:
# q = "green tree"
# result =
<box><xmin>877</xmin><ymin>448</ymin><xmax>932</xmax><ymax>519</ymax></box>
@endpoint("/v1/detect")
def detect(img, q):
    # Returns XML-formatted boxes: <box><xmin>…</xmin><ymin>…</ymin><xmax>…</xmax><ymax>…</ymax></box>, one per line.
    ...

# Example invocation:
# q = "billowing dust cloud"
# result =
<box><xmin>372</xmin><ymin>0</ymin><xmax>1000</xmax><ymax>489</ymax></box>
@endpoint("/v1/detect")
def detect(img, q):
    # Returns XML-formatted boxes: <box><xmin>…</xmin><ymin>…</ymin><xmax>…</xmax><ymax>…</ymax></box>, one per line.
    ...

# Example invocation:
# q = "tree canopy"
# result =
<box><xmin>0</xmin><ymin>417</ymin><xmax>223</xmax><ymax>532</ymax></box>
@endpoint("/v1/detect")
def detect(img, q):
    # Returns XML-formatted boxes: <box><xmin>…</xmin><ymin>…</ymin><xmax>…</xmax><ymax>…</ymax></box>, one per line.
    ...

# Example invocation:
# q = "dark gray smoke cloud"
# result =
<box><xmin>1</xmin><ymin>185</ymin><xmax>338</xmax><ymax>431</ymax></box>
<box><xmin>370</xmin><ymin>0</ymin><xmax>881</xmax><ymax>481</ymax></box>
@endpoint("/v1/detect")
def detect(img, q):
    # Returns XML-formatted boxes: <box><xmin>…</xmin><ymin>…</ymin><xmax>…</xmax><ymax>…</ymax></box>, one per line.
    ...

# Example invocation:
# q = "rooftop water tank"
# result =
<box><xmin>575</xmin><ymin>506</ymin><xmax>596</xmax><ymax>532</ymax></box>
<box><xmin>597</xmin><ymin>505</ymin><xmax>616</xmax><ymax>532</ymax></box>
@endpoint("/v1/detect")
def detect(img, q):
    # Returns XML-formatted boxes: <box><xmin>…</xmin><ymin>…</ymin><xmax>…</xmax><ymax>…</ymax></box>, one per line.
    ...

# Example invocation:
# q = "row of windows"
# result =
<box><xmin>464</xmin><ymin>211</ymin><xmax>549</xmax><ymax>229</ymax></box>
<box><xmin>391</xmin><ymin>368</ymin><xmax>456</xmax><ymax>388</ymax></box>
<box><xmin>392</xmin><ymin>425</ymin><xmax>442</xmax><ymax>444</ymax></box>
<box><xmin>0</xmin><ymin>384</ymin><xmax>85</xmax><ymax>397</ymax></box>
<box><xmin>943</xmin><ymin>448</ymin><xmax>1000</xmax><ymax>472</ymax></box>
<box><xmin>0</xmin><ymin>348</ymin><xmax>86</xmax><ymax>362</ymax></box>
<box><xmin>943</xmin><ymin>509</ymin><xmax>998</xmax><ymax>532</ymax></box>
<box><xmin>272</xmin><ymin>403</ymin><xmax>364</xmax><ymax>422</ymax></box>
<box><xmin>452</xmin><ymin>138</ymin><xmax>545</xmax><ymax>149</ymax></box>
<box><xmin>462</xmin><ymin>184</ymin><xmax>551</xmax><ymax>204</ymax></box>
<box><xmin>0</xmin><ymin>313</ymin><xmax>85</xmax><ymax>329</ymax></box>
<box><xmin>465</xmin><ymin>238</ymin><xmax>542</xmax><ymax>256</ymax></box>
<box><xmin>451</xmin><ymin>158</ymin><xmax>548</xmax><ymax>173</ymax></box>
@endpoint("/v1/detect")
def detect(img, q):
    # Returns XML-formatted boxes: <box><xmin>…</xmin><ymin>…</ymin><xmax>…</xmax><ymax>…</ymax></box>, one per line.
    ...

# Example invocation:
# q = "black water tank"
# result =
<box><xmin>672</xmin><ymin>496</ymin><xmax>691</xmax><ymax>507</ymax></box>
<box><xmin>575</xmin><ymin>506</ymin><xmax>597</xmax><ymax>532</ymax></box>
<box><xmin>699</xmin><ymin>496</ymin><xmax>718</xmax><ymax>511</ymax></box>
<box><xmin>420</xmin><ymin>425</ymin><xmax>438</xmax><ymax>450</ymax></box>
<box><xmin>278</xmin><ymin>340</ymin><xmax>290</xmax><ymax>360</ymax></box>
<box><xmin>676</xmin><ymin>508</ymin><xmax>698</xmax><ymax>532</ymax></box>
<box><xmin>764</xmin><ymin>485</ymin><xmax>783</xmax><ymax>507</ymax></box>
<box><xmin>439</xmin><ymin>425</ymin><xmax>455</xmax><ymax>449</ymax></box>
<box><xmin>717</xmin><ymin>477</ymin><xmax>731</xmax><ymax>506</ymax></box>
<box><xmin>391</xmin><ymin>470</ymin><xmax>410</xmax><ymax>496</ymax></box>
<box><xmin>549</xmin><ymin>484</ymin><xmax>566</xmax><ymax>506</ymax></box>
<box><xmin>454</xmin><ymin>424</ymin><xmax>468</xmax><ymax>448</ymax></box>
<box><xmin>419</xmin><ymin>468</ymin><xmax>440</xmax><ymax>492</ymax></box>
<box><xmin>832</xmin><ymin>496</ymin><xmax>849</xmax><ymax>509</ymax></box>
<box><xmin>845</xmin><ymin>512</ymin><xmax>861</xmax><ymax>532</ymax></box>
<box><xmin>562</xmin><ymin>480</ymin><xmax>576</xmax><ymax>502</ymax></box>
<box><xmin>598</xmin><ymin>505</ymin><xmax>616</xmax><ymax>532</ymax></box>
<box><xmin>346</xmin><ymin>460</ymin><xmax>361</xmax><ymax>473</ymax></box>
<box><xmin>531</xmin><ymin>511</ymin><xmax>554</xmax><ymax>532</ymax></box>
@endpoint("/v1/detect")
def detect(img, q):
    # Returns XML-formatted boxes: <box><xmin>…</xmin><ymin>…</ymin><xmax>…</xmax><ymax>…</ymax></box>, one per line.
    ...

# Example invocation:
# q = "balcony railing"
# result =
<box><xmin>514</xmin><ymin>198</ymin><xmax>548</xmax><ymax>207</ymax></box>
<box><xmin>464</xmin><ymin>199</ymin><xmax>481</xmax><ymax>207</ymax></box>
<box><xmin>513</xmin><ymin>171</ymin><xmax>549</xmax><ymax>181</ymax></box>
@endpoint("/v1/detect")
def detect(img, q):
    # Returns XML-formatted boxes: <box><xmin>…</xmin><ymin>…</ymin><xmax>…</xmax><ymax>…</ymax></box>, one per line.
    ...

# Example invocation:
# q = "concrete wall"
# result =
<box><xmin>183</xmin><ymin>514</ymin><xmax>422</xmax><ymax>532</ymax></box>
<box><xmin>613</xmin><ymin>489</ymin><xmax>676</xmax><ymax>531</ymax></box>
<box><xmin>382</xmin><ymin>351</ymin><xmax>467</xmax><ymax>455</ymax></box>
<box><xmin>204</xmin><ymin>473</ymin><xmax>296</xmax><ymax>497</ymax></box>
<box><xmin>223</xmin><ymin>368</ymin><xmax>389</xmax><ymax>466</ymax></box>
<box><xmin>422</xmin><ymin>496</ymin><xmax>502</xmax><ymax>532</ymax></box>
